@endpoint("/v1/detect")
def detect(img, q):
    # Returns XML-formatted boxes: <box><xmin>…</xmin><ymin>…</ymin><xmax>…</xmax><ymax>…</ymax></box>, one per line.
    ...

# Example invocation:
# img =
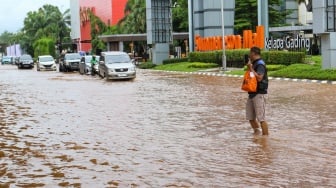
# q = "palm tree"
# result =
<box><xmin>118</xmin><ymin>0</ymin><xmax>146</xmax><ymax>34</ymax></box>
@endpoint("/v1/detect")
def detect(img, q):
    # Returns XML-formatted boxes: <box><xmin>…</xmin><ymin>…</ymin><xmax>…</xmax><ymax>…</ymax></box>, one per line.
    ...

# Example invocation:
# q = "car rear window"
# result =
<box><xmin>65</xmin><ymin>53</ymin><xmax>81</xmax><ymax>60</ymax></box>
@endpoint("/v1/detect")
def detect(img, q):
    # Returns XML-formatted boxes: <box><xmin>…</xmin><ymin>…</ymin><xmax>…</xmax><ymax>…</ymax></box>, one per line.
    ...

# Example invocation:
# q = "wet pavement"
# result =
<box><xmin>0</xmin><ymin>65</ymin><xmax>335</xmax><ymax>187</ymax></box>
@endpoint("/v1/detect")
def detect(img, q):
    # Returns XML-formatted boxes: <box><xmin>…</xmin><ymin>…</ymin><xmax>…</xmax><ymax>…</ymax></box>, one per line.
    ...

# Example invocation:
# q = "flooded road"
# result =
<box><xmin>0</xmin><ymin>65</ymin><xmax>335</xmax><ymax>187</ymax></box>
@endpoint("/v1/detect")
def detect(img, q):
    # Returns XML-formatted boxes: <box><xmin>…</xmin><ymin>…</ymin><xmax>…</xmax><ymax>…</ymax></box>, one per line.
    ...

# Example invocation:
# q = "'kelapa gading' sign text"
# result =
<box><xmin>265</xmin><ymin>35</ymin><xmax>310</xmax><ymax>51</ymax></box>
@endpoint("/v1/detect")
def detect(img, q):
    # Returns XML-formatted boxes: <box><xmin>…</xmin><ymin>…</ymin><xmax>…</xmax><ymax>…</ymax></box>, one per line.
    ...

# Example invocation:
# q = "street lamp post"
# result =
<box><xmin>221</xmin><ymin>0</ymin><xmax>227</xmax><ymax>71</ymax></box>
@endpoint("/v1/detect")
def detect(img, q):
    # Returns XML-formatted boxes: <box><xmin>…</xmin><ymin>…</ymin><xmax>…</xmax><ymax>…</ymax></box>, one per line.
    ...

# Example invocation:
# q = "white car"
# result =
<box><xmin>37</xmin><ymin>55</ymin><xmax>57</xmax><ymax>71</ymax></box>
<box><xmin>98</xmin><ymin>51</ymin><xmax>136</xmax><ymax>80</ymax></box>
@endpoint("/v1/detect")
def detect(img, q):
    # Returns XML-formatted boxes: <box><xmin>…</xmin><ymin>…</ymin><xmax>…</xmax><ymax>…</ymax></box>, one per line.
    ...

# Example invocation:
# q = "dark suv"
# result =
<box><xmin>59</xmin><ymin>53</ymin><xmax>81</xmax><ymax>72</ymax></box>
<box><xmin>18</xmin><ymin>54</ymin><xmax>34</xmax><ymax>69</ymax></box>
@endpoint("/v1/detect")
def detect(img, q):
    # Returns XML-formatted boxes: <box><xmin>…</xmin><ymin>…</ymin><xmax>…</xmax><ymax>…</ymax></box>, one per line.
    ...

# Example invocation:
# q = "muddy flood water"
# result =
<box><xmin>0</xmin><ymin>65</ymin><xmax>335</xmax><ymax>187</ymax></box>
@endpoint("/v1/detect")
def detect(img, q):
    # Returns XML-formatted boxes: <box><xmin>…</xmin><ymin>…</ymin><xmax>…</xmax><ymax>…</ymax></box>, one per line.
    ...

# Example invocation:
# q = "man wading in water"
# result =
<box><xmin>246</xmin><ymin>47</ymin><xmax>269</xmax><ymax>135</ymax></box>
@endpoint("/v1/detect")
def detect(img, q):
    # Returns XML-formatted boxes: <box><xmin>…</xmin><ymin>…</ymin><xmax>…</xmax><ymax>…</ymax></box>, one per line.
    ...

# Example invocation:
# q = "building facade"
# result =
<box><xmin>188</xmin><ymin>0</ymin><xmax>235</xmax><ymax>52</ymax></box>
<box><xmin>70</xmin><ymin>0</ymin><xmax>128</xmax><ymax>52</ymax></box>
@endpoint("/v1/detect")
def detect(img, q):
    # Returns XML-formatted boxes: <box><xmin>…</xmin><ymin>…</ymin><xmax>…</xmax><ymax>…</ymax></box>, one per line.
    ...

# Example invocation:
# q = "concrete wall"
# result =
<box><xmin>192</xmin><ymin>0</ymin><xmax>235</xmax><ymax>37</ymax></box>
<box><xmin>313</xmin><ymin>0</ymin><xmax>336</xmax><ymax>69</ymax></box>
<box><xmin>70</xmin><ymin>0</ymin><xmax>80</xmax><ymax>40</ymax></box>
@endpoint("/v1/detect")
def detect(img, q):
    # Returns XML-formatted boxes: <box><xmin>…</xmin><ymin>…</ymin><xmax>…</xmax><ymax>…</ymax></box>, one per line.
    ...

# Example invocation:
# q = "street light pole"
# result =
<box><xmin>221</xmin><ymin>0</ymin><xmax>227</xmax><ymax>71</ymax></box>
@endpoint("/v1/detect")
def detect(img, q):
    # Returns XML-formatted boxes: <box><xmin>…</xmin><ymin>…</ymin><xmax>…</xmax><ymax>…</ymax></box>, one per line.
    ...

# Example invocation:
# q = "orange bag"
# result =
<box><xmin>241</xmin><ymin>71</ymin><xmax>257</xmax><ymax>92</ymax></box>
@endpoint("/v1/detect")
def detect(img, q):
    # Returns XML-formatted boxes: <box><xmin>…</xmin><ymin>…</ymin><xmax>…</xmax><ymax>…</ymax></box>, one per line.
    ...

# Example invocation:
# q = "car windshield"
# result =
<box><xmin>40</xmin><ymin>56</ymin><xmax>54</xmax><ymax>62</ymax></box>
<box><xmin>65</xmin><ymin>53</ymin><xmax>81</xmax><ymax>60</ymax></box>
<box><xmin>20</xmin><ymin>55</ymin><xmax>32</xmax><ymax>61</ymax></box>
<box><xmin>105</xmin><ymin>54</ymin><xmax>130</xmax><ymax>64</ymax></box>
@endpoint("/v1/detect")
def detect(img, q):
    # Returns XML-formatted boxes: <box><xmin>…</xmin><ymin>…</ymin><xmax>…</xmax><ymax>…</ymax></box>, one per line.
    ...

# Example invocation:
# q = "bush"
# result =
<box><xmin>189</xmin><ymin>50</ymin><xmax>305</xmax><ymax>67</ymax></box>
<box><xmin>187</xmin><ymin>62</ymin><xmax>218</xmax><ymax>69</ymax></box>
<box><xmin>243</xmin><ymin>64</ymin><xmax>287</xmax><ymax>71</ymax></box>
<box><xmin>163</xmin><ymin>57</ymin><xmax>189</xmax><ymax>65</ymax></box>
<box><xmin>138</xmin><ymin>62</ymin><xmax>156</xmax><ymax>69</ymax></box>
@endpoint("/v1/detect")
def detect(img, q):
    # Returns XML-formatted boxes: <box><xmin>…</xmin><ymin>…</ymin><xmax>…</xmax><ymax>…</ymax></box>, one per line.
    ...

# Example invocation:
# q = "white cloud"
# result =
<box><xmin>0</xmin><ymin>0</ymin><xmax>70</xmax><ymax>33</ymax></box>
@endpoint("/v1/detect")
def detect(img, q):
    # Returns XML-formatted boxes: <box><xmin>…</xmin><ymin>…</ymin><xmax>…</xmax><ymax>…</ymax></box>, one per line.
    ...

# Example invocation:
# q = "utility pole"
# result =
<box><xmin>221</xmin><ymin>0</ymin><xmax>227</xmax><ymax>71</ymax></box>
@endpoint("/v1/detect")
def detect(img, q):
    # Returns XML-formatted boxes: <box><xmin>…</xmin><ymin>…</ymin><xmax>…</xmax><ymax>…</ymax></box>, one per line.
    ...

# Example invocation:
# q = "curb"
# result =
<box><xmin>144</xmin><ymin>69</ymin><xmax>336</xmax><ymax>85</ymax></box>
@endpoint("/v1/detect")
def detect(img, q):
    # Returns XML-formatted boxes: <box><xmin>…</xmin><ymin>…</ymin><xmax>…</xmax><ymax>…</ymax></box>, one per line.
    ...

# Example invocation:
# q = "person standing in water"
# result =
<box><xmin>246</xmin><ymin>46</ymin><xmax>269</xmax><ymax>135</ymax></box>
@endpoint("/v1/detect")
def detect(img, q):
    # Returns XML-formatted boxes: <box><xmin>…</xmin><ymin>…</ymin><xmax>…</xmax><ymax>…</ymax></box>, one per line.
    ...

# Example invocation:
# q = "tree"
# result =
<box><xmin>21</xmin><ymin>4</ymin><xmax>70</xmax><ymax>56</ymax></box>
<box><xmin>119</xmin><ymin>0</ymin><xmax>146</xmax><ymax>34</ymax></box>
<box><xmin>119</xmin><ymin>0</ymin><xmax>188</xmax><ymax>34</ymax></box>
<box><xmin>172</xmin><ymin>0</ymin><xmax>189</xmax><ymax>32</ymax></box>
<box><xmin>234</xmin><ymin>0</ymin><xmax>292</xmax><ymax>34</ymax></box>
<box><xmin>0</xmin><ymin>31</ymin><xmax>15</xmax><ymax>53</ymax></box>
<box><xmin>89</xmin><ymin>12</ymin><xmax>109</xmax><ymax>54</ymax></box>
<box><xmin>33</xmin><ymin>37</ymin><xmax>56</xmax><ymax>57</ymax></box>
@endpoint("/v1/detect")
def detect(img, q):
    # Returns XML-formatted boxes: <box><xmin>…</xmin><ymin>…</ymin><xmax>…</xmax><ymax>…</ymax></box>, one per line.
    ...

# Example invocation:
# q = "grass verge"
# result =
<box><xmin>144</xmin><ymin>56</ymin><xmax>336</xmax><ymax>81</ymax></box>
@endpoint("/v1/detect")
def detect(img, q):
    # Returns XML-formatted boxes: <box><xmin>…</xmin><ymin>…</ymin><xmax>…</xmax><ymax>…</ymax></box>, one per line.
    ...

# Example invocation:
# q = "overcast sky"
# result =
<box><xmin>0</xmin><ymin>0</ymin><xmax>70</xmax><ymax>34</ymax></box>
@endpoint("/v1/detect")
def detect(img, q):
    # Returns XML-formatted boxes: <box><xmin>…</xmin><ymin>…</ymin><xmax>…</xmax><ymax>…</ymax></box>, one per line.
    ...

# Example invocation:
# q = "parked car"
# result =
<box><xmin>37</xmin><ymin>55</ymin><xmax>57</xmax><ymax>71</ymax></box>
<box><xmin>59</xmin><ymin>53</ymin><xmax>81</xmax><ymax>72</ymax></box>
<box><xmin>14</xmin><ymin>57</ymin><xmax>20</xmax><ymax>65</ymax></box>
<box><xmin>98</xmin><ymin>51</ymin><xmax>136</xmax><ymax>80</ymax></box>
<box><xmin>79</xmin><ymin>55</ymin><xmax>100</xmax><ymax>75</ymax></box>
<box><xmin>1</xmin><ymin>56</ymin><xmax>12</xmax><ymax>65</ymax></box>
<box><xmin>17</xmin><ymin>54</ymin><xmax>34</xmax><ymax>69</ymax></box>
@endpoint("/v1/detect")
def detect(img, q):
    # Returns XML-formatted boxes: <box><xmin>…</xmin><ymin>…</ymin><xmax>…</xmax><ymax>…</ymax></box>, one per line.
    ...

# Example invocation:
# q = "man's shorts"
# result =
<box><xmin>246</xmin><ymin>94</ymin><xmax>267</xmax><ymax>122</ymax></box>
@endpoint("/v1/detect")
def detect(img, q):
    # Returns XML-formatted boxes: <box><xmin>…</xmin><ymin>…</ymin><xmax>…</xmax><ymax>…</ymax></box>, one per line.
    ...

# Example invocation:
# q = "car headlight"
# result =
<box><xmin>129</xmin><ymin>67</ymin><xmax>136</xmax><ymax>71</ymax></box>
<box><xmin>109</xmin><ymin>69</ymin><xmax>115</xmax><ymax>73</ymax></box>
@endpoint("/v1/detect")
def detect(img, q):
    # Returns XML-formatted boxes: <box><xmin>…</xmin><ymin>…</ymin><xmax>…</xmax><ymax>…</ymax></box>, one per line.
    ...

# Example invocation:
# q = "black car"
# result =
<box><xmin>18</xmin><ymin>54</ymin><xmax>34</xmax><ymax>69</ymax></box>
<box><xmin>59</xmin><ymin>53</ymin><xmax>81</xmax><ymax>72</ymax></box>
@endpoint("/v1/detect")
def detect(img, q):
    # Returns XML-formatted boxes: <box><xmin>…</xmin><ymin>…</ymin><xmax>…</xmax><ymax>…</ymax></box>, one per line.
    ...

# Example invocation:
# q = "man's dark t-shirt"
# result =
<box><xmin>248</xmin><ymin>58</ymin><xmax>268</xmax><ymax>99</ymax></box>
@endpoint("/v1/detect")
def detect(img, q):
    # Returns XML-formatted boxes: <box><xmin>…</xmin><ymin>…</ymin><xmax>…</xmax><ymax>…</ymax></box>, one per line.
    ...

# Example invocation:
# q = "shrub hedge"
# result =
<box><xmin>138</xmin><ymin>62</ymin><xmax>156</xmax><ymax>69</ymax></box>
<box><xmin>163</xmin><ymin>57</ymin><xmax>189</xmax><ymax>65</ymax></box>
<box><xmin>189</xmin><ymin>50</ymin><xmax>305</xmax><ymax>67</ymax></box>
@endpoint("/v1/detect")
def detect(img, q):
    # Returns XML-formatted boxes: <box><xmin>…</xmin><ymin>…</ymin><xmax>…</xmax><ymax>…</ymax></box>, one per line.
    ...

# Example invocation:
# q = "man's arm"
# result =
<box><xmin>247</xmin><ymin>62</ymin><xmax>264</xmax><ymax>82</ymax></box>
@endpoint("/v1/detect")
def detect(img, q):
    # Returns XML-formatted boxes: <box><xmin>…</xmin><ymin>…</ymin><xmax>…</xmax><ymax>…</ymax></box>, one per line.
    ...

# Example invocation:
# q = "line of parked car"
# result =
<box><xmin>1</xmin><ymin>54</ymin><xmax>57</xmax><ymax>71</ymax></box>
<box><xmin>58</xmin><ymin>51</ymin><xmax>136</xmax><ymax>80</ymax></box>
<box><xmin>1</xmin><ymin>51</ymin><xmax>136</xmax><ymax>80</ymax></box>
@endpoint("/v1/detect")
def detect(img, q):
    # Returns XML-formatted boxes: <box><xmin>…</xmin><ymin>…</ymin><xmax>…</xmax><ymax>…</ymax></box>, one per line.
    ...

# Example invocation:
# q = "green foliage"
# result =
<box><xmin>118</xmin><ymin>0</ymin><xmax>146</xmax><ymax>34</ymax></box>
<box><xmin>89</xmin><ymin>12</ymin><xmax>109</xmax><ymax>54</ymax></box>
<box><xmin>242</xmin><ymin>64</ymin><xmax>287</xmax><ymax>71</ymax></box>
<box><xmin>138</xmin><ymin>62</ymin><xmax>156</xmax><ymax>69</ymax></box>
<box><xmin>119</xmin><ymin>0</ymin><xmax>188</xmax><ymax>33</ymax></box>
<box><xmin>19</xmin><ymin>5</ymin><xmax>71</xmax><ymax>56</ymax></box>
<box><xmin>33</xmin><ymin>37</ymin><xmax>56</xmax><ymax>57</ymax></box>
<box><xmin>189</xmin><ymin>50</ymin><xmax>305</xmax><ymax>67</ymax></box>
<box><xmin>154</xmin><ymin>62</ymin><xmax>215</xmax><ymax>72</ymax></box>
<box><xmin>163</xmin><ymin>58</ymin><xmax>189</xmax><ymax>65</ymax></box>
<box><xmin>187</xmin><ymin>62</ymin><xmax>218</xmax><ymax>69</ymax></box>
<box><xmin>270</xmin><ymin>64</ymin><xmax>336</xmax><ymax>80</ymax></box>
<box><xmin>234</xmin><ymin>0</ymin><xmax>292</xmax><ymax>34</ymax></box>
<box><xmin>172</xmin><ymin>0</ymin><xmax>189</xmax><ymax>32</ymax></box>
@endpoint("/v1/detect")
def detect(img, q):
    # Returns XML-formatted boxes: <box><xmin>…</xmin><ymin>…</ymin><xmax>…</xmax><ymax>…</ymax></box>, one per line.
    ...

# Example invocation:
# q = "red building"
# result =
<box><xmin>78</xmin><ymin>0</ymin><xmax>127</xmax><ymax>52</ymax></box>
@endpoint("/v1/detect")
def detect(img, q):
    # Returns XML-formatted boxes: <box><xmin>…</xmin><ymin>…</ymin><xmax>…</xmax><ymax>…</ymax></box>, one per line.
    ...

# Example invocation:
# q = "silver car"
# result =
<box><xmin>37</xmin><ymin>55</ymin><xmax>57</xmax><ymax>71</ymax></box>
<box><xmin>79</xmin><ymin>55</ymin><xmax>100</xmax><ymax>75</ymax></box>
<box><xmin>98</xmin><ymin>51</ymin><xmax>136</xmax><ymax>80</ymax></box>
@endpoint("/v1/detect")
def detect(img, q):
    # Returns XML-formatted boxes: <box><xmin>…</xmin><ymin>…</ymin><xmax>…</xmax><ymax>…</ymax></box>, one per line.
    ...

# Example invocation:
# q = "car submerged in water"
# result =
<box><xmin>17</xmin><ymin>54</ymin><xmax>34</xmax><ymax>69</ymax></box>
<box><xmin>59</xmin><ymin>53</ymin><xmax>81</xmax><ymax>72</ymax></box>
<box><xmin>37</xmin><ymin>55</ymin><xmax>57</xmax><ymax>71</ymax></box>
<box><xmin>79</xmin><ymin>55</ymin><xmax>100</xmax><ymax>75</ymax></box>
<box><xmin>1</xmin><ymin>56</ymin><xmax>13</xmax><ymax>65</ymax></box>
<box><xmin>98</xmin><ymin>51</ymin><xmax>136</xmax><ymax>80</ymax></box>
